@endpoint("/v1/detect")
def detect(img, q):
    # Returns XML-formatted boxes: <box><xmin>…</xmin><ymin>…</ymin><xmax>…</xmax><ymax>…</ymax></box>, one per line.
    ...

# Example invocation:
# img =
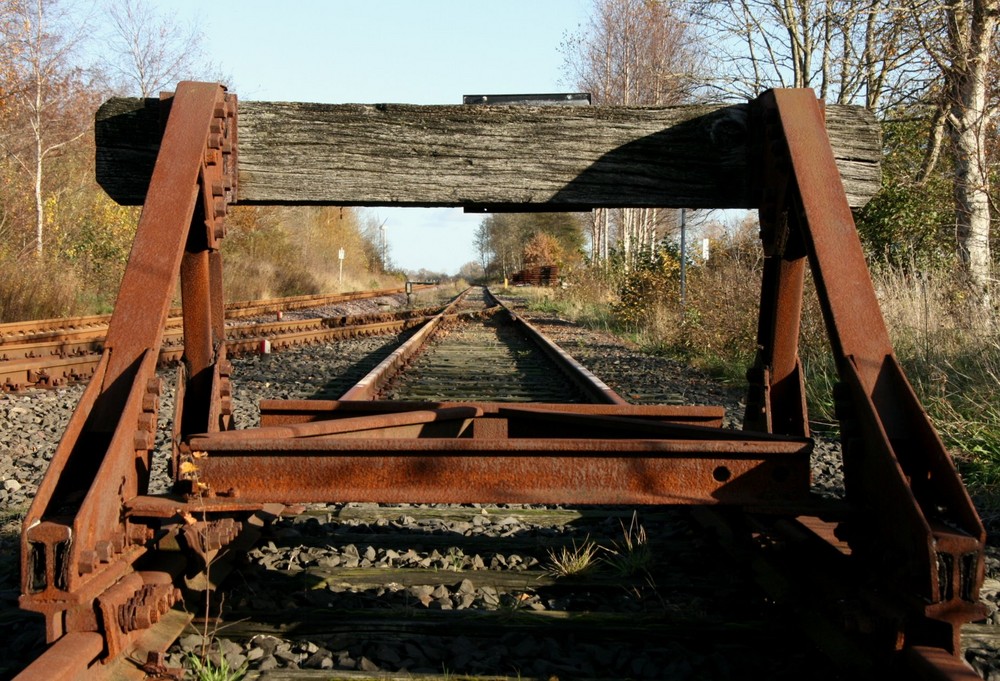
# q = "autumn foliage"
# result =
<box><xmin>0</xmin><ymin>1</ymin><xmax>390</xmax><ymax>321</ymax></box>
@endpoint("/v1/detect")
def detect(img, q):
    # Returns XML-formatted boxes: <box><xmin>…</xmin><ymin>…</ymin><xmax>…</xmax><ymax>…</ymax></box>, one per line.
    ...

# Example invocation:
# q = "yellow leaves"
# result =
<box><xmin>179</xmin><ymin>451</ymin><xmax>207</xmax><ymax>477</ymax></box>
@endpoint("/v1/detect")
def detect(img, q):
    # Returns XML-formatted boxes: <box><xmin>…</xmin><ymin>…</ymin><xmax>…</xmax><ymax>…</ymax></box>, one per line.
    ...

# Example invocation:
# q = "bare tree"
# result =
<box><xmin>692</xmin><ymin>0</ymin><xmax>924</xmax><ymax>111</ymax></box>
<box><xmin>0</xmin><ymin>0</ymin><xmax>92</xmax><ymax>258</ymax></box>
<box><xmin>906</xmin><ymin>0</ymin><xmax>998</xmax><ymax>301</ymax></box>
<box><xmin>561</xmin><ymin>0</ymin><xmax>700</xmax><ymax>269</ymax></box>
<box><xmin>100</xmin><ymin>0</ymin><xmax>209</xmax><ymax>97</ymax></box>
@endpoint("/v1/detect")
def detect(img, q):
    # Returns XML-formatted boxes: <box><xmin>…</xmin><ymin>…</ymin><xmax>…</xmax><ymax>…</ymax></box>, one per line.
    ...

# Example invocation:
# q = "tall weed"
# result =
<box><xmin>0</xmin><ymin>255</ymin><xmax>85</xmax><ymax>322</ymax></box>
<box><xmin>550</xmin><ymin>238</ymin><xmax>1000</xmax><ymax>496</ymax></box>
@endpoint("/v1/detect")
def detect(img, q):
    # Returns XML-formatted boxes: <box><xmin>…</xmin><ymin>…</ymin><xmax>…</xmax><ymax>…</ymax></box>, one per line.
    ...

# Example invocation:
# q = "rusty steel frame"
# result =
<box><xmin>14</xmin><ymin>83</ymin><xmax>986</xmax><ymax>678</ymax></box>
<box><xmin>747</xmin><ymin>90</ymin><xmax>985</xmax><ymax>654</ymax></box>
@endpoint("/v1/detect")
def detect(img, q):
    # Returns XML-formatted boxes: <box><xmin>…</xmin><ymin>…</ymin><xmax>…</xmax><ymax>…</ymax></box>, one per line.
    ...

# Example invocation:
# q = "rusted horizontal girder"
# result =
<box><xmin>183</xmin><ymin>436</ymin><xmax>810</xmax><ymax>506</ymax></box>
<box><xmin>257</xmin><ymin>398</ymin><xmax>727</xmax><ymax>428</ymax></box>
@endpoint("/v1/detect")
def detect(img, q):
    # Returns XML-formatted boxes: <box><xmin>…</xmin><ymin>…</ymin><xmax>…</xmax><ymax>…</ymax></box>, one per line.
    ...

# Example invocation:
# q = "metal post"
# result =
<box><xmin>381</xmin><ymin>223</ymin><xmax>387</xmax><ymax>271</ymax></box>
<box><xmin>679</xmin><ymin>208</ymin><xmax>687</xmax><ymax>308</ymax></box>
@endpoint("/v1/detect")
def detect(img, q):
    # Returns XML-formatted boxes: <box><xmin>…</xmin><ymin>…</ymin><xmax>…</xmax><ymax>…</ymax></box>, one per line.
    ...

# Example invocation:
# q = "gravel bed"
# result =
<box><xmin>226</xmin><ymin>292</ymin><xmax>409</xmax><ymax>327</ymax></box>
<box><xmin>0</xmin><ymin>291</ymin><xmax>997</xmax><ymax>679</ymax></box>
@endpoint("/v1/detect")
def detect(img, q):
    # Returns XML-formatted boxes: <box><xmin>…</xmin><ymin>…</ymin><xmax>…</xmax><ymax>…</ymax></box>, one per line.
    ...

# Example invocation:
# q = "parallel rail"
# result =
<box><xmin>0</xmin><ymin>285</ymin><xmax>433</xmax><ymax>342</ymax></box>
<box><xmin>0</xmin><ymin>290</ymin><xmax>441</xmax><ymax>391</ymax></box>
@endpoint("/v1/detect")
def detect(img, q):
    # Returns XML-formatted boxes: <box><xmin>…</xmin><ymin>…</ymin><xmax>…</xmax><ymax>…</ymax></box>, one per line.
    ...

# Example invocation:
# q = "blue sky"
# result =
<box><xmin>149</xmin><ymin>0</ymin><xmax>593</xmax><ymax>274</ymax></box>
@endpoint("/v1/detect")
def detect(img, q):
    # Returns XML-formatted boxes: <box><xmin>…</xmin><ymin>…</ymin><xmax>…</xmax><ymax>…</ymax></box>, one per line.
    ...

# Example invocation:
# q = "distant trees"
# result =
<box><xmin>0</xmin><ymin>0</ymin><xmax>391</xmax><ymax>320</ymax></box>
<box><xmin>561</xmin><ymin>0</ymin><xmax>701</xmax><ymax>269</ymax></box>
<box><xmin>457</xmin><ymin>261</ymin><xmax>485</xmax><ymax>283</ymax></box>
<box><xmin>99</xmin><ymin>0</ymin><xmax>212</xmax><ymax>97</ymax></box>
<box><xmin>0</xmin><ymin>0</ymin><xmax>94</xmax><ymax>258</ymax></box>
<box><xmin>222</xmin><ymin>206</ymin><xmax>388</xmax><ymax>300</ymax></box>
<box><xmin>906</xmin><ymin>0</ymin><xmax>998</xmax><ymax>302</ymax></box>
<box><xmin>474</xmin><ymin>213</ymin><xmax>585</xmax><ymax>281</ymax></box>
<box><xmin>691</xmin><ymin>0</ymin><xmax>921</xmax><ymax>109</ymax></box>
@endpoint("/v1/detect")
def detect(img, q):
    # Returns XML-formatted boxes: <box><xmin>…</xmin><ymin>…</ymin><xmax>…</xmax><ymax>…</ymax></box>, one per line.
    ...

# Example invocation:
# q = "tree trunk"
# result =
<box><xmin>948</xmin><ymin>0</ymin><xmax>997</xmax><ymax>304</ymax></box>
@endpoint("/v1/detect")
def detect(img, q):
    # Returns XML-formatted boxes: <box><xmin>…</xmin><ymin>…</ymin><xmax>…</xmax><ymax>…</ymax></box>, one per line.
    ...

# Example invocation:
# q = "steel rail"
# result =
<box><xmin>485</xmin><ymin>288</ymin><xmax>627</xmax><ymax>405</ymax></box>
<box><xmin>0</xmin><ymin>305</ymin><xmax>447</xmax><ymax>363</ymax></box>
<box><xmin>338</xmin><ymin>288</ymin><xmax>480</xmax><ymax>401</ymax></box>
<box><xmin>0</xmin><ymin>306</ymin><xmax>470</xmax><ymax>391</ymax></box>
<box><xmin>0</xmin><ymin>285</ymin><xmax>435</xmax><ymax>344</ymax></box>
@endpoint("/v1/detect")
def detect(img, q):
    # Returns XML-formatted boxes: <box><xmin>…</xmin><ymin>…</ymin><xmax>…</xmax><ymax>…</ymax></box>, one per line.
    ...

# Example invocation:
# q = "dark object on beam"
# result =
<box><xmin>96</xmin><ymin>98</ymin><xmax>880</xmax><ymax>209</ymax></box>
<box><xmin>463</xmin><ymin>93</ymin><xmax>591</xmax><ymax>105</ymax></box>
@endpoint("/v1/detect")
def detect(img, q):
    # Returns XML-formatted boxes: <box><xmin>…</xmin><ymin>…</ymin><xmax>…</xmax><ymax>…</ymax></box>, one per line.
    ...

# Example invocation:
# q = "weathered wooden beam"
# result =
<box><xmin>96</xmin><ymin>96</ymin><xmax>881</xmax><ymax>209</ymax></box>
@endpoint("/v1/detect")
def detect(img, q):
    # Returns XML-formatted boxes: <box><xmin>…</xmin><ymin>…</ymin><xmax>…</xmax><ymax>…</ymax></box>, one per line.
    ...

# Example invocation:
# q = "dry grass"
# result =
<box><xmin>0</xmin><ymin>256</ymin><xmax>86</xmax><ymax>322</ymax></box>
<box><xmin>605</xmin><ymin>512</ymin><xmax>653</xmax><ymax>578</ymax></box>
<box><xmin>544</xmin><ymin>536</ymin><xmax>602</xmax><ymax>577</ymax></box>
<box><xmin>543</xmin><ymin>242</ymin><xmax>1000</xmax><ymax>498</ymax></box>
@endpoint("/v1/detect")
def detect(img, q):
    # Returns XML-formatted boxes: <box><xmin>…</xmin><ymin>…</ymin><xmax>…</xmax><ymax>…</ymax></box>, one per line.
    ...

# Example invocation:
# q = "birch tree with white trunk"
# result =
<box><xmin>561</xmin><ymin>0</ymin><xmax>701</xmax><ymax>269</ymax></box>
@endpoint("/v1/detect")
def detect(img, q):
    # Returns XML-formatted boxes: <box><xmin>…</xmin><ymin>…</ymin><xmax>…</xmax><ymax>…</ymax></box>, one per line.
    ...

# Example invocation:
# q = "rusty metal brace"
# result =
<box><xmin>750</xmin><ymin>89</ymin><xmax>985</xmax><ymax>654</ymax></box>
<box><xmin>18</xmin><ymin>82</ymin><xmax>235</xmax><ymax>664</ymax></box>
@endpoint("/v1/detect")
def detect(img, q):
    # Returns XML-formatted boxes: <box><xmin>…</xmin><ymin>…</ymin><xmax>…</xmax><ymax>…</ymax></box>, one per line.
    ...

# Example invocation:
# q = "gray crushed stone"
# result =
<box><xmin>0</xmin><ymin>291</ymin><xmax>996</xmax><ymax>679</ymax></box>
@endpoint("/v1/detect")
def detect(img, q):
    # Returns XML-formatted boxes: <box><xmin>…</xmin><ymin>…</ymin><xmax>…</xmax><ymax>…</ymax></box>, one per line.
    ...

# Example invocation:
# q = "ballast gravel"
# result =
<box><xmin>0</xmin><ymin>290</ymin><xmax>997</xmax><ymax>679</ymax></box>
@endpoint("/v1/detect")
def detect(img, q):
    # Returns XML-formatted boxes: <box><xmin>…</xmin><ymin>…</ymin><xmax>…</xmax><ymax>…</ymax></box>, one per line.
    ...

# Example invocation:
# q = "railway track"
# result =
<box><xmin>53</xmin><ymin>287</ymin><xmax>860</xmax><ymax>679</ymax></box>
<box><xmin>3</xmin><ymin>286</ymin><xmax>946</xmax><ymax>679</ymax></box>
<box><xmin>9</xmin><ymin>83</ymin><xmax>987</xmax><ymax>680</ymax></box>
<box><xmin>0</xmin><ymin>287</ymin><xmax>439</xmax><ymax>391</ymax></box>
<box><xmin>0</xmin><ymin>286</ymin><xmax>433</xmax><ymax>342</ymax></box>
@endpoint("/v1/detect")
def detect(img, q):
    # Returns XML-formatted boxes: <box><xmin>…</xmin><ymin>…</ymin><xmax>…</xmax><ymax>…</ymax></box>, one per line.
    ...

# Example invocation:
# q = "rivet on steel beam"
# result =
<box><xmin>134</xmin><ymin>431</ymin><xmax>153</xmax><ymax>451</ymax></box>
<box><xmin>127</xmin><ymin>523</ymin><xmax>153</xmax><ymax>545</ymax></box>
<box><xmin>79</xmin><ymin>550</ymin><xmax>97</xmax><ymax>574</ymax></box>
<box><xmin>142</xmin><ymin>391</ymin><xmax>159</xmax><ymax>413</ymax></box>
<box><xmin>95</xmin><ymin>540</ymin><xmax>113</xmax><ymax>563</ymax></box>
<box><xmin>207</xmin><ymin>133</ymin><xmax>224</xmax><ymax>149</ymax></box>
<box><xmin>136</xmin><ymin>412</ymin><xmax>156</xmax><ymax>432</ymax></box>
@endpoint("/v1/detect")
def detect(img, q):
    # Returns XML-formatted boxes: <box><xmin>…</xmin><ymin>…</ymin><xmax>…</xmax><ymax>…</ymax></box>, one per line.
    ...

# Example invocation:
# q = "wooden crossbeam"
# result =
<box><xmin>96</xmin><ymin>97</ymin><xmax>880</xmax><ymax>209</ymax></box>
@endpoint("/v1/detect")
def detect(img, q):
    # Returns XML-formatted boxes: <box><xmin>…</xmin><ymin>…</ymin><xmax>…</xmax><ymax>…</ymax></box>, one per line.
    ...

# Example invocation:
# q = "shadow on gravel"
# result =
<box><xmin>190</xmin><ymin>507</ymin><xmax>863</xmax><ymax>681</ymax></box>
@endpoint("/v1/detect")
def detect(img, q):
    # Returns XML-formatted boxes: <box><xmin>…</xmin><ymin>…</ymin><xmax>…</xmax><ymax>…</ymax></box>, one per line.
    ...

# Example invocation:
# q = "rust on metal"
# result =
<box><xmin>19</xmin><ymin>82</ymin><xmax>235</xmax><ymax>664</ymax></box>
<box><xmin>182</xmin><ymin>435</ymin><xmax>810</xmax><ymax>506</ymax></box>
<box><xmin>760</xmin><ymin>89</ymin><xmax>985</xmax><ymax>653</ymax></box>
<box><xmin>16</xmin><ymin>82</ymin><xmax>986</xmax><ymax>679</ymax></box>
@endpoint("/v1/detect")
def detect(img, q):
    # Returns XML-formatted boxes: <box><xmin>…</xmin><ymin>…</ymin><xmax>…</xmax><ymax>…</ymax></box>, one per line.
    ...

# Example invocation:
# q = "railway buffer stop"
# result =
<box><xmin>13</xmin><ymin>82</ymin><xmax>986</xmax><ymax>679</ymax></box>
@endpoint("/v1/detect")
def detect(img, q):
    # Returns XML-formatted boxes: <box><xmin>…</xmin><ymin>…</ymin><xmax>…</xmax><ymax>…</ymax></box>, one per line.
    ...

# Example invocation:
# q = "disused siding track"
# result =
<box><xmin>0</xmin><ymin>286</ymin><xmax>432</xmax><ymax>342</ymax></box>
<box><xmin>0</xmin><ymin>293</ymin><xmax>441</xmax><ymax>391</ymax></box>
<box><xmin>10</xmin><ymin>84</ymin><xmax>987</xmax><ymax>680</ymax></box>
